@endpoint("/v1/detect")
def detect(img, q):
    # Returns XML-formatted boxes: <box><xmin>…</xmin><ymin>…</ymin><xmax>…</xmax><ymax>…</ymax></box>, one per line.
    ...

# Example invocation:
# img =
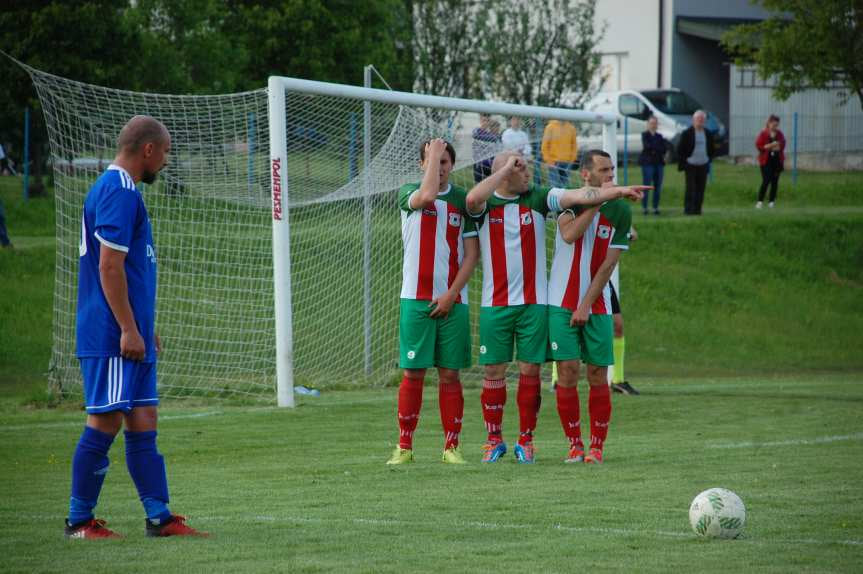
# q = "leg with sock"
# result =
<box><xmin>125</xmin><ymin>429</ymin><xmax>172</xmax><ymax>523</ymax></box>
<box><xmin>586</xmin><ymin>366</ymin><xmax>612</xmax><ymax>463</ymax></box>
<box><xmin>481</xmin><ymin>370</ymin><xmax>508</xmax><ymax>462</ymax></box>
<box><xmin>555</xmin><ymin>360</ymin><xmax>584</xmax><ymax>462</ymax></box>
<box><xmin>397</xmin><ymin>372</ymin><xmax>424</xmax><ymax>450</ymax></box>
<box><xmin>68</xmin><ymin>425</ymin><xmax>116</xmax><ymax>526</ymax></box>
<box><xmin>516</xmin><ymin>373</ymin><xmax>541</xmax><ymax>445</ymax></box>
<box><xmin>438</xmin><ymin>369</ymin><xmax>464</xmax><ymax>458</ymax></box>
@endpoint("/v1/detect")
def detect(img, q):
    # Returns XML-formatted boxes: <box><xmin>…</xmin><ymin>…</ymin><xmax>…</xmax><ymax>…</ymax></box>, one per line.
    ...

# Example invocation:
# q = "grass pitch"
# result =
<box><xmin>1</xmin><ymin>375</ymin><xmax>861</xmax><ymax>572</ymax></box>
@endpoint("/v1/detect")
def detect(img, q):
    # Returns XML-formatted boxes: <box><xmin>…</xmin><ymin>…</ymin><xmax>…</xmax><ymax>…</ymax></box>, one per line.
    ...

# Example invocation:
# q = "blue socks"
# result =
<box><xmin>68</xmin><ymin>426</ymin><xmax>115</xmax><ymax>525</ymax></box>
<box><xmin>124</xmin><ymin>430</ymin><xmax>172</xmax><ymax>522</ymax></box>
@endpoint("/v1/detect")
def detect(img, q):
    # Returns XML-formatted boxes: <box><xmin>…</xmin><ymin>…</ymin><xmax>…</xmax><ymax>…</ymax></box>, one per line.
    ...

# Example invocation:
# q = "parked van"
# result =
<box><xmin>584</xmin><ymin>88</ymin><xmax>727</xmax><ymax>160</ymax></box>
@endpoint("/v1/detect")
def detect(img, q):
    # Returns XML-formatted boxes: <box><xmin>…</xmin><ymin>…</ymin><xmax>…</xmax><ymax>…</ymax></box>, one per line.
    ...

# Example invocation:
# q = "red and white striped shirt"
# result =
<box><xmin>548</xmin><ymin>200</ymin><xmax>632</xmax><ymax>314</ymax></box>
<box><xmin>474</xmin><ymin>187</ymin><xmax>564</xmax><ymax>307</ymax></box>
<box><xmin>400</xmin><ymin>183</ymin><xmax>477</xmax><ymax>302</ymax></box>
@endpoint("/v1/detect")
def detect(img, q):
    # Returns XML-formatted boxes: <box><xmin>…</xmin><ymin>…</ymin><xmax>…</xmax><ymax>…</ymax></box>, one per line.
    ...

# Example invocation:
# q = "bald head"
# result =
<box><xmin>491</xmin><ymin>150</ymin><xmax>531</xmax><ymax>195</ymax></box>
<box><xmin>492</xmin><ymin>150</ymin><xmax>521</xmax><ymax>173</ymax></box>
<box><xmin>117</xmin><ymin>115</ymin><xmax>169</xmax><ymax>154</ymax></box>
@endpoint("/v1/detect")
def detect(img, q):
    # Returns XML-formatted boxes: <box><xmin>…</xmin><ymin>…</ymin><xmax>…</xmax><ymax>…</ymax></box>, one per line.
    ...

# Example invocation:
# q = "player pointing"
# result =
<box><xmin>550</xmin><ymin>149</ymin><xmax>642</xmax><ymax>464</ymax></box>
<box><xmin>388</xmin><ymin>138</ymin><xmax>480</xmax><ymax>465</ymax></box>
<box><xmin>66</xmin><ymin>115</ymin><xmax>206</xmax><ymax>538</ymax></box>
<box><xmin>466</xmin><ymin>150</ymin><xmax>646</xmax><ymax>463</ymax></box>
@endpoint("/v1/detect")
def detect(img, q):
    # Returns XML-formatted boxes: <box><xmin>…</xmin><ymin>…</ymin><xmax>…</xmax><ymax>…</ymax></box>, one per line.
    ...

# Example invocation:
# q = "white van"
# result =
<box><xmin>584</xmin><ymin>88</ymin><xmax>728</xmax><ymax>159</ymax></box>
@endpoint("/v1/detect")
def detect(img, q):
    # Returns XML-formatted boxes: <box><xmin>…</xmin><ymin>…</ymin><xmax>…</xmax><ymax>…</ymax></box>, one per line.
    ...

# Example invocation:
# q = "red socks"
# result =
<box><xmin>397</xmin><ymin>376</ymin><xmax>424</xmax><ymax>449</ymax></box>
<box><xmin>589</xmin><ymin>383</ymin><xmax>612</xmax><ymax>451</ymax></box>
<box><xmin>481</xmin><ymin>378</ymin><xmax>507</xmax><ymax>443</ymax></box>
<box><xmin>516</xmin><ymin>375</ymin><xmax>541</xmax><ymax>445</ymax></box>
<box><xmin>439</xmin><ymin>381</ymin><xmax>464</xmax><ymax>449</ymax></box>
<box><xmin>555</xmin><ymin>384</ymin><xmax>583</xmax><ymax>449</ymax></box>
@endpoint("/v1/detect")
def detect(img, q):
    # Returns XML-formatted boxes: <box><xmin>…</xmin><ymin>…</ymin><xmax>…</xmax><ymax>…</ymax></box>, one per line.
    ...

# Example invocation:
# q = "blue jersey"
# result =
<box><xmin>76</xmin><ymin>165</ymin><xmax>157</xmax><ymax>362</ymax></box>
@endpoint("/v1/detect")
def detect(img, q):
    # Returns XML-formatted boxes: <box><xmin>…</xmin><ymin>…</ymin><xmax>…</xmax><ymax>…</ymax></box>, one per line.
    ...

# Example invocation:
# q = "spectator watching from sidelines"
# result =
<box><xmin>755</xmin><ymin>114</ymin><xmax>785</xmax><ymax>209</ymax></box>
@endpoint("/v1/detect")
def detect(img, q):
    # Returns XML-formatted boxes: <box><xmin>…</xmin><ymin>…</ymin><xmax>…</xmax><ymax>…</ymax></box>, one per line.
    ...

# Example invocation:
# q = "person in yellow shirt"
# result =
<box><xmin>541</xmin><ymin>120</ymin><xmax>578</xmax><ymax>187</ymax></box>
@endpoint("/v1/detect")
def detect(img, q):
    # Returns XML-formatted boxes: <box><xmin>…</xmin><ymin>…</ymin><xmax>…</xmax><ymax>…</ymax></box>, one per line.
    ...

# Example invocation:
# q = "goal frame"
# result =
<box><xmin>268</xmin><ymin>75</ymin><xmax>619</xmax><ymax>407</ymax></box>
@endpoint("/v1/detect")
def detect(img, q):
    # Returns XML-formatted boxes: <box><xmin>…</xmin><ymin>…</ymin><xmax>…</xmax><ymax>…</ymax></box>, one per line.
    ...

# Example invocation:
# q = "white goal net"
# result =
<box><xmin>27</xmin><ymin>64</ymin><xmax>615</xmax><ymax>403</ymax></box>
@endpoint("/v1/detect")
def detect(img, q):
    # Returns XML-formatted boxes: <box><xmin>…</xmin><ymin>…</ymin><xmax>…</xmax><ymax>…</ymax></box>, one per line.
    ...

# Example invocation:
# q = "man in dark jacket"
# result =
<box><xmin>676</xmin><ymin>110</ymin><xmax>716</xmax><ymax>215</ymax></box>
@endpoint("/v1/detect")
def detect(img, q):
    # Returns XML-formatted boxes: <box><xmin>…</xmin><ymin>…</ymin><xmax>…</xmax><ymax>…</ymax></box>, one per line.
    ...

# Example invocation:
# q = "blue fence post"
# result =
<box><xmin>23</xmin><ymin>107</ymin><xmax>30</xmax><ymax>201</ymax></box>
<box><xmin>622</xmin><ymin>116</ymin><xmax>628</xmax><ymax>185</ymax></box>
<box><xmin>247</xmin><ymin>112</ymin><xmax>255</xmax><ymax>196</ymax></box>
<box><xmin>533</xmin><ymin>117</ymin><xmax>543</xmax><ymax>186</ymax></box>
<box><xmin>792</xmin><ymin>111</ymin><xmax>798</xmax><ymax>186</ymax></box>
<box><xmin>348</xmin><ymin>112</ymin><xmax>358</xmax><ymax>180</ymax></box>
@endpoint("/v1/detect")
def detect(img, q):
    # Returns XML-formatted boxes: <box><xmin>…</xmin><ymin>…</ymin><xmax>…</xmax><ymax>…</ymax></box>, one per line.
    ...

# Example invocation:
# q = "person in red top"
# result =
<box><xmin>755</xmin><ymin>114</ymin><xmax>786</xmax><ymax>209</ymax></box>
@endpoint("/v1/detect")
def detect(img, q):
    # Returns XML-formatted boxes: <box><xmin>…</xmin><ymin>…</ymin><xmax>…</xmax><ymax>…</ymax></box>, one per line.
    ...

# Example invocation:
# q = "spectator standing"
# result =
<box><xmin>541</xmin><ymin>120</ymin><xmax>578</xmax><ymax>188</ymax></box>
<box><xmin>472</xmin><ymin>114</ymin><xmax>500</xmax><ymax>183</ymax></box>
<box><xmin>0</xmin><ymin>143</ymin><xmax>9</xmax><ymax>175</ymax></box>
<box><xmin>755</xmin><ymin>114</ymin><xmax>785</xmax><ymax>209</ymax></box>
<box><xmin>638</xmin><ymin>116</ymin><xmax>666</xmax><ymax>215</ymax></box>
<box><xmin>501</xmin><ymin>116</ymin><xmax>532</xmax><ymax>157</ymax></box>
<box><xmin>676</xmin><ymin>110</ymin><xmax>715</xmax><ymax>215</ymax></box>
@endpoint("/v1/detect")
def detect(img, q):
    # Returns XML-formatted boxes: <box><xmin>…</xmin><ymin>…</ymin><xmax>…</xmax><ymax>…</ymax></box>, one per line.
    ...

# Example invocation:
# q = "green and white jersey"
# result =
<box><xmin>548</xmin><ymin>199</ymin><xmax>632</xmax><ymax>313</ymax></box>
<box><xmin>399</xmin><ymin>183</ymin><xmax>477</xmax><ymax>302</ymax></box>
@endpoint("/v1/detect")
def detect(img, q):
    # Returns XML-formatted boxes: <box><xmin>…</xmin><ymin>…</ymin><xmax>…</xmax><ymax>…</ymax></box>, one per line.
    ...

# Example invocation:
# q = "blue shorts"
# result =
<box><xmin>79</xmin><ymin>357</ymin><xmax>159</xmax><ymax>414</ymax></box>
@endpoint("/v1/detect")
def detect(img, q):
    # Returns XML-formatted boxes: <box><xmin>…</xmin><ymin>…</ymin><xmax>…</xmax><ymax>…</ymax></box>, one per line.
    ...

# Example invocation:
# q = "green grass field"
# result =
<box><xmin>1</xmin><ymin>164</ymin><xmax>862</xmax><ymax>571</ymax></box>
<box><xmin>1</xmin><ymin>377</ymin><xmax>862</xmax><ymax>572</ymax></box>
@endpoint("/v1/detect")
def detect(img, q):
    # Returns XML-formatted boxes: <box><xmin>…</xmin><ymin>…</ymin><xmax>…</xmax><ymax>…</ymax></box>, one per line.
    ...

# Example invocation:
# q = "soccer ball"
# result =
<box><xmin>689</xmin><ymin>488</ymin><xmax>746</xmax><ymax>539</ymax></box>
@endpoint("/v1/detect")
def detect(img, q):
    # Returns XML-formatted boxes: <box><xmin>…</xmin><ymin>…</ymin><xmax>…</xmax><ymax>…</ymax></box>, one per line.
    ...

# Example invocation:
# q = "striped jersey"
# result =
<box><xmin>472</xmin><ymin>186</ymin><xmax>566</xmax><ymax>307</ymax></box>
<box><xmin>399</xmin><ymin>183</ymin><xmax>478</xmax><ymax>302</ymax></box>
<box><xmin>548</xmin><ymin>199</ymin><xmax>632</xmax><ymax>314</ymax></box>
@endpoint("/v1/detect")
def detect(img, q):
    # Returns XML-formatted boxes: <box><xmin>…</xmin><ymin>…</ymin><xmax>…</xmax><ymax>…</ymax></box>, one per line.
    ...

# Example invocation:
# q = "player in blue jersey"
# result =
<box><xmin>65</xmin><ymin>115</ymin><xmax>206</xmax><ymax>539</ymax></box>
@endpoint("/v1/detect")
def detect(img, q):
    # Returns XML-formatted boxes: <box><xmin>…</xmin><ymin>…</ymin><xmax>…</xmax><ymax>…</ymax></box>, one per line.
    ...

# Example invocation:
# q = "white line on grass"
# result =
<box><xmin>708</xmin><ymin>432</ymin><xmax>863</xmax><ymax>449</ymax></box>
<box><xmin>0</xmin><ymin>410</ymin><xmax>224</xmax><ymax>432</ymax></box>
<box><xmin>200</xmin><ymin>513</ymin><xmax>862</xmax><ymax>546</ymax></box>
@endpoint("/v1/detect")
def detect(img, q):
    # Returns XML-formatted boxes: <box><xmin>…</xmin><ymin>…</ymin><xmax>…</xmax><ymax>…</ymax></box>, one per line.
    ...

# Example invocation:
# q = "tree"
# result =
<box><xmin>482</xmin><ymin>0</ymin><xmax>606</xmax><ymax>108</ymax></box>
<box><xmin>409</xmin><ymin>0</ymin><xmax>488</xmax><ymax>100</ymax></box>
<box><xmin>722</xmin><ymin>0</ymin><xmax>863</xmax><ymax>110</ymax></box>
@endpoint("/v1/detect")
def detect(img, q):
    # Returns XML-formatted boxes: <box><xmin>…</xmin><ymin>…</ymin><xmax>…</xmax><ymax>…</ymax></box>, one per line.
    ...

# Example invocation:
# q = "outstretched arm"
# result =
<box><xmin>570</xmin><ymin>248</ymin><xmax>622</xmax><ymax>326</ymax></box>
<box><xmin>557</xmin><ymin>185</ymin><xmax>649</xmax><ymax>209</ymax></box>
<box><xmin>557</xmin><ymin>206</ymin><xmax>600</xmax><ymax>244</ymax></box>
<box><xmin>429</xmin><ymin>236</ymin><xmax>479</xmax><ymax>318</ymax></box>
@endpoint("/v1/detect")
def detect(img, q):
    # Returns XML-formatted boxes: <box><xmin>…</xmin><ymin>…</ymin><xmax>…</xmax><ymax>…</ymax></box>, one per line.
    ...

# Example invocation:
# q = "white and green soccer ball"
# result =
<box><xmin>689</xmin><ymin>488</ymin><xmax>746</xmax><ymax>539</ymax></box>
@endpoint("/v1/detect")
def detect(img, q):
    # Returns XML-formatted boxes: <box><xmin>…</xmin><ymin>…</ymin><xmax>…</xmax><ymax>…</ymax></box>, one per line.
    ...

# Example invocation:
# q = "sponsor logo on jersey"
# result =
<box><xmin>448</xmin><ymin>213</ymin><xmax>461</xmax><ymax>227</ymax></box>
<box><xmin>489</xmin><ymin>217</ymin><xmax>504</xmax><ymax>225</ymax></box>
<box><xmin>146</xmin><ymin>244</ymin><xmax>156</xmax><ymax>263</ymax></box>
<box><xmin>598</xmin><ymin>225</ymin><xmax>611</xmax><ymax>239</ymax></box>
<box><xmin>271</xmin><ymin>158</ymin><xmax>282</xmax><ymax>221</ymax></box>
<box><xmin>521</xmin><ymin>212</ymin><xmax>532</xmax><ymax>226</ymax></box>
<box><xmin>422</xmin><ymin>208</ymin><xmax>438</xmax><ymax>217</ymax></box>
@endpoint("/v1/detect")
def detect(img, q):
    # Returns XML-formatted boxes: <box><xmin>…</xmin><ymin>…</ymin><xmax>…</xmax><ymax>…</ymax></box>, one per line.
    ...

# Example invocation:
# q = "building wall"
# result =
<box><xmin>729</xmin><ymin>65</ymin><xmax>863</xmax><ymax>158</ymax></box>
<box><xmin>594</xmin><ymin>0</ymin><xmax>661</xmax><ymax>91</ymax></box>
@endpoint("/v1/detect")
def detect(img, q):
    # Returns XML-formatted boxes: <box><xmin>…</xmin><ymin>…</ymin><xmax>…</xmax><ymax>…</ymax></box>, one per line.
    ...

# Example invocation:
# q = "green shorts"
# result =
<box><xmin>399</xmin><ymin>298</ymin><xmax>471</xmax><ymax>370</ymax></box>
<box><xmin>478</xmin><ymin>304</ymin><xmax>548</xmax><ymax>365</ymax></box>
<box><xmin>548</xmin><ymin>306</ymin><xmax>613</xmax><ymax>366</ymax></box>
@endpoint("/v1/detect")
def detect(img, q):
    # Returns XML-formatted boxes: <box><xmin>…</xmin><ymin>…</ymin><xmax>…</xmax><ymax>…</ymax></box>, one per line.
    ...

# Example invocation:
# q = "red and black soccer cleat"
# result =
<box><xmin>145</xmin><ymin>514</ymin><xmax>209</xmax><ymax>537</ymax></box>
<box><xmin>64</xmin><ymin>518</ymin><xmax>123</xmax><ymax>539</ymax></box>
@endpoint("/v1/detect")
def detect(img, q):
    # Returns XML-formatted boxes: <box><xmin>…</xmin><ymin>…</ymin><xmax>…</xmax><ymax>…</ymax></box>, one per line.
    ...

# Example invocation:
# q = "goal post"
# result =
<box><xmin>268</xmin><ymin>75</ymin><xmax>618</xmax><ymax>407</ymax></box>
<box><xmin>24</xmin><ymin>59</ymin><xmax>619</xmax><ymax>406</ymax></box>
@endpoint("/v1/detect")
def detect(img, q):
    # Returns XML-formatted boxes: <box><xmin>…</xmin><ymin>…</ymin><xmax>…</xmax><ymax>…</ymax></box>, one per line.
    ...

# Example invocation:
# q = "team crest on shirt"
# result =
<box><xmin>597</xmin><ymin>225</ymin><xmax>611</xmax><ymax>239</ymax></box>
<box><xmin>521</xmin><ymin>212</ymin><xmax>532</xmax><ymax>226</ymax></box>
<box><xmin>448</xmin><ymin>213</ymin><xmax>461</xmax><ymax>227</ymax></box>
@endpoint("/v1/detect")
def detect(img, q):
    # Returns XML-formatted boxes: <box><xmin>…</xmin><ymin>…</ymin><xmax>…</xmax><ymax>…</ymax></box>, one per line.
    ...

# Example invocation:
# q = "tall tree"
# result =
<box><xmin>410</xmin><ymin>0</ymin><xmax>488</xmax><ymax>100</ymax></box>
<box><xmin>482</xmin><ymin>0</ymin><xmax>606</xmax><ymax>107</ymax></box>
<box><xmin>722</xmin><ymin>0</ymin><xmax>863</xmax><ymax>110</ymax></box>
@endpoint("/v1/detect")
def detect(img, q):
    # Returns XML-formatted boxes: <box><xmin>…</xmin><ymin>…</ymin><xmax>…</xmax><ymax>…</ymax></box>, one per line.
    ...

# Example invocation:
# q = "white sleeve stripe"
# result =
<box><xmin>467</xmin><ymin>204</ymin><xmax>486</xmax><ymax>218</ymax></box>
<box><xmin>94</xmin><ymin>231</ymin><xmax>130</xmax><ymax>253</ymax></box>
<box><xmin>609</xmin><ymin>244</ymin><xmax>629</xmax><ymax>251</ymax></box>
<box><xmin>547</xmin><ymin>188</ymin><xmax>565</xmax><ymax>212</ymax></box>
<box><xmin>463</xmin><ymin>231</ymin><xmax>478</xmax><ymax>238</ymax></box>
<box><xmin>406</xmin><ymin>190</ymin><xmax>420</xmax><ymax>210</ymax></box>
